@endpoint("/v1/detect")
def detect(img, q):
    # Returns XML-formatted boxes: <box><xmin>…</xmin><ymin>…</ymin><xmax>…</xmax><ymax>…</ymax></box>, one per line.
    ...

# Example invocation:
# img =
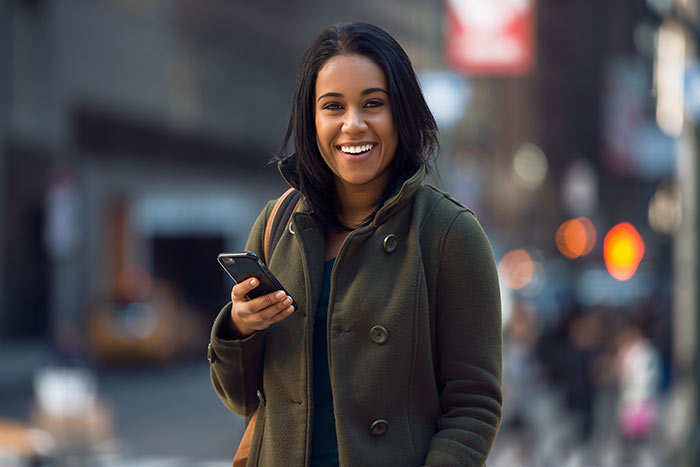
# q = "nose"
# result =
<box><xmin>342</xmin><ymin>107</ymin><xmax>367</xmax><ymax>134</ymax></box>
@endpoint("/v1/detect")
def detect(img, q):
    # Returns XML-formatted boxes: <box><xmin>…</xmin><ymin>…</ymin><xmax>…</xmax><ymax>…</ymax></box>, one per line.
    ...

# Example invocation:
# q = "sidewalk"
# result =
<box><xmin>0</xmin><ymin>353</ymin><xmax>244</xmax><ymax>465</ymax></box>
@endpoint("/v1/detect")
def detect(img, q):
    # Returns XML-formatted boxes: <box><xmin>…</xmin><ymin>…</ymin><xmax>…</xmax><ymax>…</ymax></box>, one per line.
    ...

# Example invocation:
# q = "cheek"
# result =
<box><xmin>315</xmin><ymin>135</ymin><xmax>333</xmax><ymax>169</ymax></box>
<box><xmin>315</xmin><ymin>131</ymin><xmax>330</xmax><ymax>159</ymax></box>
<box><xmin>376</xmin><ymin>114</ymin><xmax>396</xmax><ymax>141</ymax></box>
<box><xmin>381</xmin><ymin>122</ymin><xmax>398</xmax><ymax>152</ymax></box>
<box><xmin>315</xmin><ymin>119</ymin><xmax>331</xmax><ymax>146</ymax></box>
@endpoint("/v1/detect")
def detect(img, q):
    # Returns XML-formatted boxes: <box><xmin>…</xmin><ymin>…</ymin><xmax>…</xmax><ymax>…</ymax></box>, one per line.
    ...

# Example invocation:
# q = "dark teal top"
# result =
<box><xmin>310</xmin><ymin>258</ymin><xmax>339</xmax><ymax>466</ymax></box>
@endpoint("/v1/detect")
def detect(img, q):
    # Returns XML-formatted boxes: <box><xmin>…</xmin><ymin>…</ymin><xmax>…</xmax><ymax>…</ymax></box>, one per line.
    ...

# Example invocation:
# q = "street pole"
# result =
<box><xmin>0</xmin><ymin>0</ymin><xmax>10</xmax><ymax>332</ymax></box>
<box><xmin>675</xmin><ymin>123</ymin><xmax>700</xmax><ymax>467</ymax></box>
<box><xmin>690</xmin><ymin>122</ymin><xmax>700</xmax><ymax>467</ymax></box>
<box><xmin>647</xmin><ymin>2</ymin><xmax>700</xmax><ymax>464</ymax></box>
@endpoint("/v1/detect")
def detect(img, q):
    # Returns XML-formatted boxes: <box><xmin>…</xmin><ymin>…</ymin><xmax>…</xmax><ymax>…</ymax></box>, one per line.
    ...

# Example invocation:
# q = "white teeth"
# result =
<box><xmin>340</xmin><ymin>144</ymin><xmax>374</xmax><ymax>154</ymax></box>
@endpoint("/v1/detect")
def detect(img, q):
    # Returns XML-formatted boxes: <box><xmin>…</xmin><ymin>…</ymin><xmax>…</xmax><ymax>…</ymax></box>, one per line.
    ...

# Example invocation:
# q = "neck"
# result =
<box><xmin>334</xmin><ymin>180</ymin><xmax>385</xmax><ymax>228</ymax></box>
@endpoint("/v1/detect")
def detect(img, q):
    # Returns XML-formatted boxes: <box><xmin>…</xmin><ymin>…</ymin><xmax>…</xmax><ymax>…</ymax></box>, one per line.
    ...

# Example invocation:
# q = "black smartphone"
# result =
<box><xmin>217</xmin><ymin>252</ymin><xmax>297</xmax><ymax>309</ymax></box>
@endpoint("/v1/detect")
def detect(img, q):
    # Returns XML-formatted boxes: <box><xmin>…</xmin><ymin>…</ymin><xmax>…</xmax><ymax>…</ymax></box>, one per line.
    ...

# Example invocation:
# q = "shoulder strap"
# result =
<box><xmin>262</xmin><ymin>188</ymin><xmax>302</xmax><ymax>264</ymax></box>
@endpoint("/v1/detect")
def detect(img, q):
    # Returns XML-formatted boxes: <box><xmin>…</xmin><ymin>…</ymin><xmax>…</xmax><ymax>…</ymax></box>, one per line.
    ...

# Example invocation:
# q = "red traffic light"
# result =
<box><xmin>604</xmin><ymin>222</ymin><xmax>644</xmax><ymax>281</ymax></box>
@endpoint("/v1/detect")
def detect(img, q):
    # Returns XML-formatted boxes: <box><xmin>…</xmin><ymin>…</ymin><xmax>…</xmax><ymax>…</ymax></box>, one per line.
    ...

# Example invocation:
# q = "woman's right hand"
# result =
<box><xmin>229</xmin><ymin>278</ymin><xmax>295</xmax><ymax>338</ymax></box>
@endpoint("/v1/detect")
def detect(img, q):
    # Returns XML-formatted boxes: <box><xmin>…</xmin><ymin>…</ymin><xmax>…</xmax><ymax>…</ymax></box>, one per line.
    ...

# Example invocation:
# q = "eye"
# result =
<box><xmin>365</xmin><ymin>100</ymin><xmax>385</xmax><ymax>109</ymax></box>
<box><xmin>321</xmin><ymin>102</ymin><xmax>343</xmax><ymax>111</ymax></box>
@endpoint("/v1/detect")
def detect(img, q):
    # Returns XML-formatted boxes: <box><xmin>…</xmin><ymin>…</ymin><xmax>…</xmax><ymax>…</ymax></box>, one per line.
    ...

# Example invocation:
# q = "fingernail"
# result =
<box><xmin>286</xmin><ymin>306</ymin><xmax>294</xmax><ymax>313</ymax></box>
<box><xmin>285</xmin><ymin>296</ymin><xmax>292</xmax><ymax>304</ymax></box>
<box><xmin>250</xmin><ymin>278</ymin><xmax>258</xmax><ymax>286</ymax></box>
<box><xmin>275</xmin><ymin>291</ymin><xmax>286</xmax><ymax>300</ymax></box>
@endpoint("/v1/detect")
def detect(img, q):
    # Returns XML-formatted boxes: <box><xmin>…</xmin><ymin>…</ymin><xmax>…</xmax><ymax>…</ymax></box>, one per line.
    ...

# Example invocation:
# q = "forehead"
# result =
<box><xmin>315</xmin><ymin>54</ymin><xmax>387</xmax><ymax>96</ymax></box>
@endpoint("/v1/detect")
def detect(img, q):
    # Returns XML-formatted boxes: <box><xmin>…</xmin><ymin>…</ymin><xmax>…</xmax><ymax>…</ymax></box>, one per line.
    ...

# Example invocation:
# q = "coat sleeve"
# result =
<box><xmin>208</xmin><ymin>200</ymin><xmax>275</xmax><ymax>416</ymax></box>
<box><xmin>424</xmin><ymin>210</ymin><xmax>503</xmax><ymax>467</ymax></box>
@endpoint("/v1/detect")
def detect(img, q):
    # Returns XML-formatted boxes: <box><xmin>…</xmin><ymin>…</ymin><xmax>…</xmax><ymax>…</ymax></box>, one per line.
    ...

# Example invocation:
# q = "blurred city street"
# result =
<box><xmin>2</xmin><ymin>0</ymin><xmax>700</xmax><ymax>466</ymax></box>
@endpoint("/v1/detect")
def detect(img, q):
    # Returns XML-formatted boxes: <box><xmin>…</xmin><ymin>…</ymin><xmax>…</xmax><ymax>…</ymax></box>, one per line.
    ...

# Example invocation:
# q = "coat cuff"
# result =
<box><xmin>208</xmin><ymin>302</ymin><xmax>266</xmax><ymax>365</ymax></box>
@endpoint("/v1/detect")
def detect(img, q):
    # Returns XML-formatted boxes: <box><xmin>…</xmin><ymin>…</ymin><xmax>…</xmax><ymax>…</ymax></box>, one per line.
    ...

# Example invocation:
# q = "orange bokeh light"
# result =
<box><xmin>498</xmin><ymin>249</ymin><xmax>534</xmax><ymax>290</ymax></box>
<box><xmin>556</xmin><ymin>217</ymin><xmax>597</xmax><ymax>259</ymax></box>
<box><xmin>604</xmin><ymin>222</ymin><xmax>644</xmax><ymax>281</ymax></box>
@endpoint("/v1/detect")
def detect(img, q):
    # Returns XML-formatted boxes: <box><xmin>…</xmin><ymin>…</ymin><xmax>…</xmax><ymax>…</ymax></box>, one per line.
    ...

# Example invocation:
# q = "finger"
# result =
<box><xmin>232</xmin><ymin>278</ymin><xmax>259</xmax><ymax>301</ymax></box>
<box><xmin>246</xmin><ymin>292</ymin><xmax>292</xmax><ymax>325</ymax></box>
<box><xmin>267</xmin><ymin>306</ymin><xmax>295</xmax><ymax>325</ymax></box>
<box><xmin>253</xmin><ymin>301</ymin><xmax>294</xmax><ymax>329</ymax></box>
<box><xmin>259</xmin><ymin>295</ymin><xmax>293</xmax><ymax>318</ymax></box>
<box><xmin>267</xmin><ymin>306</ymin><xmax>294</xmax><ymax>326</ymax></box>
<box><xmin>246</xmin><ymin>290</ymin><xmax>287</xmax><ymax>312</ymax></box>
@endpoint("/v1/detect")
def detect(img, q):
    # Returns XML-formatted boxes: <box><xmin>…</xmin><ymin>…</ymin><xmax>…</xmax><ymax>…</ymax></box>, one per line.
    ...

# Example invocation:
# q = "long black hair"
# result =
<box><xmin>276</xmin><ymin>22</ymin><xmax>439</xmax><ymax>232</ymax></box>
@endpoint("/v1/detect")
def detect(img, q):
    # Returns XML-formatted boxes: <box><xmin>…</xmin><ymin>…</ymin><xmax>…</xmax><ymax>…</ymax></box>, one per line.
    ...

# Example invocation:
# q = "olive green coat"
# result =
<box><xmin>209</xmin><ymin>168</ymin><xmax>502</xmax><ymax>466</ymax></box>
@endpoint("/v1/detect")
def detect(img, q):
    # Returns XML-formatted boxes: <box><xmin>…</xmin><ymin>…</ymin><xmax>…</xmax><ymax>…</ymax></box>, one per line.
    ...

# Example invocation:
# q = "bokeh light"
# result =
<box><xmin>604</xmin><ymin>222</ymin><xmax>645</xmax><ymax>281</ymax></box>
<box><xmin>498</xmin><ymin>249</ymin><xmax>534</xmax><ymax>290</ymax></box>
<box><xmin>655</xmin><ymin>19</ymin><xmax>686</xmax><ymax>137</ymax></box>
<box><xmin>556</xmin><ymin>217</ymin><xmax>597</xmax><ymax>259</ymax></box>
<box><xmin>512</xmin><ymin>143</ymin><xmax>548</xmax><ymax>190</ymax></box>
<box><xmin>561</xmin><ymin>159</ymin><xmax>598</xmax><ymax>217</ymax></box>
<box><xmin>648</xmin><ymin>182</ymin><xmax>682</xmax><ymax>234</ymax></box>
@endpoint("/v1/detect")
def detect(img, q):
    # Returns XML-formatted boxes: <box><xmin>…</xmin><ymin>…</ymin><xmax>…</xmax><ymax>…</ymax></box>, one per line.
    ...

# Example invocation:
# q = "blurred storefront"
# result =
<box><xmin>1</xmin><ymin>1</ymin><xmax>283</xmax><ymax>373</ymax></box>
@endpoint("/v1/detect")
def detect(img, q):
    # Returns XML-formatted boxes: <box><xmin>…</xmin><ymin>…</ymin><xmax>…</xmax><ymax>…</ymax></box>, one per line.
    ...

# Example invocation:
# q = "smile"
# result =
<box><xmin>339</xmin><ymin>143</ymin><xmax>375</xmax><ymax>155</ymax></box>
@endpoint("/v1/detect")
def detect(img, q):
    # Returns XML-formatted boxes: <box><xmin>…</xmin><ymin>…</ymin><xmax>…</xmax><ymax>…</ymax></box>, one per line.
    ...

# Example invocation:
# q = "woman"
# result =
<box><xmin>209</xmin><ymin>22</ymin><xmax>502</xmax><ymax>466</ymax></box>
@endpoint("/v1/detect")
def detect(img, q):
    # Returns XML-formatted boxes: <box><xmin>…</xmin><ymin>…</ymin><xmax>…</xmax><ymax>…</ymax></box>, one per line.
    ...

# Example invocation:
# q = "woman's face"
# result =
<box><xmin>314</xmin><ymin>54</ymin><xmax>398</xmax><ymax>196</ymax></box>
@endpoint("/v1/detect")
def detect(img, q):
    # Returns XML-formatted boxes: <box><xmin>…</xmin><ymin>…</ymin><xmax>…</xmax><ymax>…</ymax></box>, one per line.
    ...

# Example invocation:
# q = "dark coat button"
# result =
<box><xmin>207</xmin><ymin>342</ymin><xmax>216</xmax><ymax>363</ymax></box>
<box><xmin>369</xmin><ymin>326</ymin><xmax>388</xmax><ymax>344</ymax></box>
<box><xmin>383</xmin><ymin>234</ymin><xmax>398</xmax><ymax>253</ymax></box>
<box><xmin>370</xmin><ymin>419</ymin><xmax>388</xmax><ymax>436</ymax></box>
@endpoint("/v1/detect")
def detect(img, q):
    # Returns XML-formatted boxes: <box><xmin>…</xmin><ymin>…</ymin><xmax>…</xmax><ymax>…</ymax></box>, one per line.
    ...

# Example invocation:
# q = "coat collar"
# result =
<box><xmin>371</xmin><ymin>166</ymin><xmax>425</xmax><ymax>225</ymax></box>
<box><xmin>277</xmin><ymin>154</ymin><xmax>425</xmax><ymax>226</ymax></box>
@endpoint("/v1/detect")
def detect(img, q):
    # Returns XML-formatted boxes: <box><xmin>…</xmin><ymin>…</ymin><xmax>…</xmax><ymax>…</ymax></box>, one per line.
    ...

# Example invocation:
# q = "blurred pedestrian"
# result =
<box><xmin>613</xmin><ymin>323</ymin><xmax>660</xmax><ymax>463</ymax></box>
<box><xmin>501</xmin><ymin>301</ymin><xmax>539</xmax><ymax>434</ymax></box>
<box><xmin>208</xmin><ymin>22</ymin><xmax>502</xmax><ymax>466</ymax></box>
<box><xmin>563</xmin><ymin>311</ymin><xmax>604</xmax><ymax>444</ymax></box>
<box><xmin>500</xmin><ymin>300</ymin><xmax>542</xmax><ymax>461</ymax></box>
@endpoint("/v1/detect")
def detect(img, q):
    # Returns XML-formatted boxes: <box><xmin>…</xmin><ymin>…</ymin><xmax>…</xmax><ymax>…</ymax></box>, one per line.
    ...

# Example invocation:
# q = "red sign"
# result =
<box><xmin>445</xmin><ymin>0</ymin><xmax>536</xmax><ymax>75</ymax></box>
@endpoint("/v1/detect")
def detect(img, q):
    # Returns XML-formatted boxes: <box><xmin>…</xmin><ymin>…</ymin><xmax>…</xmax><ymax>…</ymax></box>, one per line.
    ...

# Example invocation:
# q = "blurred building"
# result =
<box><xmin>0</xmin><ymin>0</ymin><xmax>439</xmax><ymax>375</ymax></box>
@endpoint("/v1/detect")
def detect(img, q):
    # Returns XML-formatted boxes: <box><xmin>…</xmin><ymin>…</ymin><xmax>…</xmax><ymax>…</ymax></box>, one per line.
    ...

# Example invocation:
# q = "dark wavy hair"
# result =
<box><xmin>276</xmin><ymin>22</ymin><xmax>439</xmax><ymax>232</ymax></box>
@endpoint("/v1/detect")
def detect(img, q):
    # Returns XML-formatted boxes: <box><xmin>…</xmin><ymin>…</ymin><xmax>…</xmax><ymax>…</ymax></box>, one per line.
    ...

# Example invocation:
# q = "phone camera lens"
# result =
<box><xmin>223</xmin><ymin>257</ymin><xmax>235</xmax><ymax>264</ymax></box>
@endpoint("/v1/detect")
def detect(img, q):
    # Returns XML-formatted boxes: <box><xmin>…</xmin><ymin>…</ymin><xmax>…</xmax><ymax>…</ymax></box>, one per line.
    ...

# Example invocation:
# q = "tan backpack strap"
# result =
<box><xmin>287</xmin><ymin>196</ymin><xmax>304</xmax><ymax>230</ymax></box>
<box><xmin>232</xmin><ymin>411</ymin><xmax>257</xmax><ymax>467</ymax></box>
<box><xmin>263</xmin><ymin>188</ymin><xmax>296</xmax><ymax>264</ymax></box>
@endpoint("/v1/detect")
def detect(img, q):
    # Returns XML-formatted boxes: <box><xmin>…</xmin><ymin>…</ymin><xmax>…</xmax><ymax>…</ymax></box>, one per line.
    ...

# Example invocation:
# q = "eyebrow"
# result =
<box><xmin>317</xmin><ymin>87</ymin><xmax>389</xmax><ymax>101</ymax></box>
